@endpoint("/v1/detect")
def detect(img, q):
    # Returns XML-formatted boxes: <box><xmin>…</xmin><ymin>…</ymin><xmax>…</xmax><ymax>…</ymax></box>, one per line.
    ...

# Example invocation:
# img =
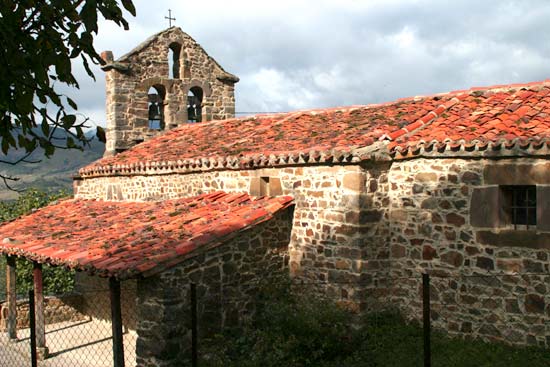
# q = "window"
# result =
<box><xmin>187</xmin><ymin>87</ymin><xmax>203</xmax><ymax>123</ymax></box>
<box><xmin>148</xmin><ymin>85</ymin><xmax>166</xmax><ymax>130</ymax></box>
<box><xmin>168</xmin><ymin>43</ymin><xmax>181</xmax><ymax>79</ymax></box>
<box><xmin>501</xmin><ymin>185</ymin><xmax>536</xmax><ymax>229</ymax></box>
<box><xmin>249</xmin><ymin>177</ymin><xmax>283</xmax><ymax>197</ymax></box>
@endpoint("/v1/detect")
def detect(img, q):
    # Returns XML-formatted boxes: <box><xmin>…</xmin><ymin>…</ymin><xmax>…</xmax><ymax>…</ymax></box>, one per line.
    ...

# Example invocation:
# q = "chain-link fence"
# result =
<box><xmin>0</xmin><ymin>282</ymin><xmax>137</xmax><ymax>367</ymax></box>
<box><xmin>5</xmin><ymin>271</ymin><xmax>550</xmax><ymax>366</ymax></box>
<box><xmin>185</xmin><ymin>274</ymin><xmax>550</xmax><ymax>367</ymax></box>
<box><xmin>190</xmin><ymin>277</ymin><xmax>424</xmax><ymax>367</ymax></box>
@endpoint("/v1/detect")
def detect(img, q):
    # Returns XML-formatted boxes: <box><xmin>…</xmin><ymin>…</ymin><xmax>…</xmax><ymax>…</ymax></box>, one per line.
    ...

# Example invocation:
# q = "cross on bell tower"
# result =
<box><xmin>165</xmin><ymin>9</ymin><xmax>176</xmax><ymax>27</ymax></box>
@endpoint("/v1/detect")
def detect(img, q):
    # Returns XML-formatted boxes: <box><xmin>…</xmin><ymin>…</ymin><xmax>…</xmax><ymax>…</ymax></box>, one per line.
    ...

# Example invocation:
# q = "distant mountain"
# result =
<box><xmin>0</xmin><ymin>131</ymin><xmax>105</xmax><ymax>200</ymax></box>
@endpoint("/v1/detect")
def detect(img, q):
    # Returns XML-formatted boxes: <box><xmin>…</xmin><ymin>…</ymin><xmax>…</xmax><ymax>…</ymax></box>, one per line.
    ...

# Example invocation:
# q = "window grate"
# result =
<box><xmin>501</xmin><ymin>185</ymin><xmax>536</xmax><ymax>229</ymax></box>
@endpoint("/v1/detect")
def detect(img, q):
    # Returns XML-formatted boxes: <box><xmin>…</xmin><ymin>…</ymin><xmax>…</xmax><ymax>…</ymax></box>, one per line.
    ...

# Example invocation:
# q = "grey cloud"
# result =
<box><xmin>66</xmin><ymin>0</ymin><xmax>550</xmax><ymax>123</ymax></box>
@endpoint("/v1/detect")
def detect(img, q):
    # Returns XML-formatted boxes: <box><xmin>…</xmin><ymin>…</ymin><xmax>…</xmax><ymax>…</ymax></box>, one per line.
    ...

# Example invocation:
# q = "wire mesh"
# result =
<box><xmin>0</xmin><ymin>281</ymin><xmax>137</xmax><ymax>367</ymax></box>
<box><xmin>429</xmin><ymin>272</ymin><xmax>550</xmax><ymax>366</ymax></box>
<box><xmin>5</xmin><ymin>271</ymin><xmax>550</xmax><ymax>366</ymax></box>
<box><xmin>0</xmin><ymin>320</ymin><xmax>31</xmax><ymax>367</ymax></box>
<box><xmin>194</xmin><ymin>276</ymin><xmax>425</xmax><ymax>367</ymax></box>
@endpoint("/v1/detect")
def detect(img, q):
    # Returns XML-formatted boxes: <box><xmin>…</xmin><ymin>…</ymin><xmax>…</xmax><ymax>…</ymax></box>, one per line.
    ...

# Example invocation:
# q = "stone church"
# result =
<box><xmin>3</xmin><ymin>27</ymin><xmax>550</xmax><ymax>366</ymax></box>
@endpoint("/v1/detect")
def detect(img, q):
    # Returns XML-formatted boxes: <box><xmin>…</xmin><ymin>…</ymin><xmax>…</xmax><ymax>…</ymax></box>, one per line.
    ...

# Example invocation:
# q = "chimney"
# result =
<box><xmin>100</xmin><ymin>51</ymin><xmax>114</xmax><ymax>64</ymax></box>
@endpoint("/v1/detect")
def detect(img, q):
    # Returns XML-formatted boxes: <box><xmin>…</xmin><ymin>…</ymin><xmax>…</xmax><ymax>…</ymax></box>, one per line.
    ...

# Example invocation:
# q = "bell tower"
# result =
<box><xmin>100</xmin><ymin>27</ymin><xmax>239</xmax><ymax>157</ymax></box>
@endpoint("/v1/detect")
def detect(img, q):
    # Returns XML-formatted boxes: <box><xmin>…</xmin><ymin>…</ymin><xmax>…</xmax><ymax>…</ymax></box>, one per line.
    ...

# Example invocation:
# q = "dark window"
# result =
<box><xmin>501</xmin><ymin>185</ymin><xmax>536</xmax><ymax>228</ymax></box>
<box><xmin>249</xmin><ymin>176</ymin><xmax>283</xmax><ymax>197</ymax></box>
<box><xmin>260</xmin><ymin>177</ymin><xmax>270</xmax><ymax>196</ymax></box>
<box><xmin>148</xmin><ymin>85</ymin><xmax>166</xmax><ymax>130</ymax></box>
<box><xmin>187</xmin><ymin>87</ymin><xmax>203</xmax><ymax>123</ymax></box>
<box><xmin>168</xmin><ymin>43</ymin><xmax>181</xmax><ymax>79</ymax></box>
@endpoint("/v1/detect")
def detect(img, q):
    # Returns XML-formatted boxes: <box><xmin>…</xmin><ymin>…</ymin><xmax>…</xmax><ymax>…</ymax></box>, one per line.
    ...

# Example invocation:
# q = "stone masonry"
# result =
<box><xmin>75</xmin><ymin>164</ymin><xmax>393</xmax><ymax>312</ymax></box>
<box><xmin>76</xmin><ymin>156</ymin><xmax>550</xmax><ymax>348</ymax></box>
<box><xmin>101</xmin><ymin>27</ymin><xmax>238</xmax><ymax>156</ymax></box>
<box><xmin>0</xmin><ymin>295</ymin><xmax>87</xmax><ymax>331</ymax></box>
<box><xmin>135</xmin><ymin>208</ymin><xmax>293</xmax><ymax>367</ymax></box>
<box><xmin>389</xmin><ymin>157</ymin><xmax>550</xmax><ymax>347</ymax></box>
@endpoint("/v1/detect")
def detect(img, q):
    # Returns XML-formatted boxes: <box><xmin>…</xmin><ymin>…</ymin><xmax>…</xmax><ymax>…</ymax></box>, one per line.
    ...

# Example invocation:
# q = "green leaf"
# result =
<box><xmin>66</xmin><ymin>136</ymin><xmax>76</xmax><ymax>148</ymax></box>
<box><xmin>41</xmin><ymin>120</ymin><xmax>50</xmax><ymax>137</ymax></box>
<box><xmin>61</xmin><ymin>114</ymin><xmax>76</xmax><ymax>129</ymax></box>
<box><xmin>67</xmin><ymin>97</ymin><xmax>78</xmax><ymax>110</ymax></box>
<box><xmin>96</xmin><ymin>126</ymin><xmax>106</xmax><ymax>143</ymax></box>
<box><xmin>121</xmin><ymin>0</ymin><xmax>136</xmax><ymax>16</ymax></box>
<box><xmin>0</xmin><ymin>0</ymin><xmax>134</xmax><ymax>186</ymax></box>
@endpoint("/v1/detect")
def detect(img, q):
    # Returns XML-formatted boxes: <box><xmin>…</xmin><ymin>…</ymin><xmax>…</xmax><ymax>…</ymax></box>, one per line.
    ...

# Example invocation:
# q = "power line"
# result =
<box><xmin>235</xmin><ymin>111</ymin><xmax>287</xmax><ymax>115</ymax></box>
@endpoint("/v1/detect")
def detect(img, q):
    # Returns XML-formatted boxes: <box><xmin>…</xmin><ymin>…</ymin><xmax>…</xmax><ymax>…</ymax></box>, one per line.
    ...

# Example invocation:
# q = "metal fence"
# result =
<box><xmin>1</xmin><ymin>285</ymin><xmax>137</xmax><ymax>367</ymax></box>
<box><xmin>189</xmin><ymin>273</ymin><xmax>550</xmax><ymax>367</ymax></box>
<box><xmin>4</xmin><ymin>272</ymin><xmax>550</xmax><ymax>366</ymax></box>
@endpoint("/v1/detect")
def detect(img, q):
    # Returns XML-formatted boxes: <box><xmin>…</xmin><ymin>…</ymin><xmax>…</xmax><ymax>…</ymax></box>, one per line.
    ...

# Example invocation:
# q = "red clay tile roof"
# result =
<box><xmin>0</xmin><ymin>192</ymin><xmax>293</xmax><ymax>279</ymax></box>
<box><xmin>81</xmin><ymin>79</ymin><xmax>550</xmax><ymax>177</ymax></box>
<box><xmin>80</xmin><ymin>98</ymin><xmax>447</xmax><ymax>177</ymax></box>
<box><xmin>391</xmin><ymin>80</ymin><xmax>550</xmax><ymax>158</ymax></box>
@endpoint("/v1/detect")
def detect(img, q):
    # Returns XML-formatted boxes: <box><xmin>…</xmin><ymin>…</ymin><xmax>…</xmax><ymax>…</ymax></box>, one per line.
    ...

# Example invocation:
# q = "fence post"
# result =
<box><xmin>422</xmin><ymin>273</ymin><xmax>431</xmax><ymax>367</ymax></box>
<box><xmin>33</xmin><ymin>262</ymin><xmax>48</xmax><ymax>359</ymax></box>
<box><xmin>191</xmin><ymin>282</ymin><xmax>197</xmax><ymax>367</ymax></box>
<box><xmin>109</xmin><ymin>277</ymin><xmax>125</xmax><ymax>367</ymax></box>
<box><xmin>6</xmin><ymin>255</ymin><xmax>17</xmax><ymax>340</ymax></box>
<box><xmin>29</xmin><ymin>290</ymin><xmax>37</xmax><ymax>367</ymax></box>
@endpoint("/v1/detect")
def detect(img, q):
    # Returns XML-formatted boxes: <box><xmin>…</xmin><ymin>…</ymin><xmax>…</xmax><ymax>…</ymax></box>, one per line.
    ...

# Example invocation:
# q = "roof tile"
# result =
<box><xmin>0</xmin><ymin>192</ymin><xmax>293</xmax><ymax>279</ymax></box>
<box><xmin>80</xmin><ymin>80</ymin><xmax>550</xmax><ymax>176</ymax></box>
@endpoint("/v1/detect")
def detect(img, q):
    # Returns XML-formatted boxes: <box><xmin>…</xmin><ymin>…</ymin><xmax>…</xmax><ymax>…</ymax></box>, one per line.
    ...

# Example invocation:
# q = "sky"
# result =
<box><xmin>67</xmin><ymin>0</ymin><xmax>550</xmax><ymax>128</ymax></box>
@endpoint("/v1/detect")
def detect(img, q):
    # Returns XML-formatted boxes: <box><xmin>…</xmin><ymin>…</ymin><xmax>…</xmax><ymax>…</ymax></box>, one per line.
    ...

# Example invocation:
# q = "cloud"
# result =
<box><xmin>64</xmin><ymin>0</ymin><xmax>550</xmax><ymax>126</ymax></box>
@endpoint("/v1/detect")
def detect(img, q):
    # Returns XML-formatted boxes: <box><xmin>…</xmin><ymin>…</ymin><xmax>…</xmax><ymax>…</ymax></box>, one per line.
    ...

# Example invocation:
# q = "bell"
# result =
<box><xmin>148</xmin><ymin>102</ymin><xmax>161</xmax><ymax>121</ymax></box>
<box><xmin>187</xmin><ymin>106</ymin><xmax>196</xmax><ymax>121</ymax></box>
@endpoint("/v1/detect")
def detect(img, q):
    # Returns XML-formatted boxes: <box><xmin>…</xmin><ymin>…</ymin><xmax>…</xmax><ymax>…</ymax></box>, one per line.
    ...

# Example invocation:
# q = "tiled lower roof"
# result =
<box><xmin>0</xmin><ymin>192</ymin><xmax>293</xmax><ymax>279</ymax></box>
<box><xmin>80</xmin><ymin>79</ymin><xmax>550</xmax><ymax>178</ymax></box>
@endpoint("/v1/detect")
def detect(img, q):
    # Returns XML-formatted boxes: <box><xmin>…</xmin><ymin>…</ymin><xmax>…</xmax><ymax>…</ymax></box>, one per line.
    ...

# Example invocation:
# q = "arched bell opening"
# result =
<box><xmin>168</xmin><ymin>42</ymin><xmax>182</xmax><ymax>79</ymax></box>
<box><xmin>148</xmin><ymin>85</ymin><xmax>166</xmax><ymax>130</ymax></box>
<box><xmin>187</xmin><ymin>87</ymin><xmax>203</xmax><ymax>123</ymax></box>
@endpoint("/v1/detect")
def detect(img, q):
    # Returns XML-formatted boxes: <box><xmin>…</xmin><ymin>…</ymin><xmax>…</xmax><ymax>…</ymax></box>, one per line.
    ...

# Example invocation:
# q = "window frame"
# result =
<box><xmin>500</xmin><ymin>185</ymin><xmax>537</xmax><ymax>230</ymax></box>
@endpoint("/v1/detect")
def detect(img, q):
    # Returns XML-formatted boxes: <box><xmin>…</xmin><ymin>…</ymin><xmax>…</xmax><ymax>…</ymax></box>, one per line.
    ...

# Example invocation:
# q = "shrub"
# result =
<box><xmin>200</xmin><ymin>278</ymin><xmax>550</xmax><ymax>367</ymax></box>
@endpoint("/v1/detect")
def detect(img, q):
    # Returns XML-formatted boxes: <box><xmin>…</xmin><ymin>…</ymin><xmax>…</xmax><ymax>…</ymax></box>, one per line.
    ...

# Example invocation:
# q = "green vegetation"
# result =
<box><xmin>0</xmin><ymin>1</ymin><xmax>133</xmax><ymax>189</ymax></box>
<box><xmin>201</xmin><ymin>281</ymin><xmax>550</xmax><ymax>367</ymax></box>
<box><xmin>0</xmin><ymin>189</ymin><xmax>75</xmax><ymax>298</ymax></box>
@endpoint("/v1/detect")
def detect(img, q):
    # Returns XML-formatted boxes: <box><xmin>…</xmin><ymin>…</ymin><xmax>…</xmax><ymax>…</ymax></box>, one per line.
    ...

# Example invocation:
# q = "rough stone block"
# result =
<box><xmin>525</xmin><ymin>294</ymin><xmax>545</xmax><ymax>314</ymax></box>
<box><xmin>440</xmin><ymin>251</ymin><xmax>463</xmax><ymax>267</ymax></box>
<box><xmin>484</xmin><ymin>164</ymin><xmax>550</xmax><ymax>185</ymax></box>
<box><xmin>342</xmin><ymin>172</ymin><xmax>365</xmax><ymax>191</ymax></box>
<box><xmin>476</xmin><ymin>256</ymin><xmax>495</xmax><ymax>271</ymax></box>
<box><xmin>415</xmin><ymin>172</ymin><xmax>437</xmax><ymax>182</ymax></box>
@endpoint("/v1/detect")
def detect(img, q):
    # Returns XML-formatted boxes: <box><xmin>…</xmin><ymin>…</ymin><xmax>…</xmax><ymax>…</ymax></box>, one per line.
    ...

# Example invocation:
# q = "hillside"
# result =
<box><xmin>0</xmin><ymin>136</ymin><xmax>104</xmax><ymax>201</ymax></box>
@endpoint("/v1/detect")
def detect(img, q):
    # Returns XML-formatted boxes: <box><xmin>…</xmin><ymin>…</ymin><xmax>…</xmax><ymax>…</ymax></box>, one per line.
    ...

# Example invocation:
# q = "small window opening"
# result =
<box><xmin>251</xmin><ymin>176</ymin><xmax>282</xmax><ymax>197</ymax></box>
<box><xmin>187</xmin><ymin>87</ymin><xmax>203</xmax><ymax>123</ymax></box>
<box><xmin>501</xmin><ymin>185</ymin><xmax>536</xmax><ymax>229</ymax></box>
<box><xmin>148</xmin><ymin>85</ymin><xmax>166</xmax><ymax>130</ymax></box>
<box><xmin>168</xmin><ymin>43</ymin><xmax>181</xmax><ymax>79</ymax></box>
<box><xmin>260</xmin><ymin>177</ymin><xmax>270</xmax><ymax>196</ymax></box>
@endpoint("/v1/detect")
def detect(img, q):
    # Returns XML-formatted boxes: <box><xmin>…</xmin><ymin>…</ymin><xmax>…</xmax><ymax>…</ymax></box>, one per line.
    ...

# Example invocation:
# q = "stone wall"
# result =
<box><xmin>103</xmin><ymin>27</ymin><xmax>237</xmax><ymax>156</ymax></box>
<box><xmin>135</xmin><ymin>208</ymin><xmax>293</xmax><ymax>367</ymax></box>
<box><xmin>75</xmin><ymin>156</ymin><xmax>550</xmax><ymax>348</ymax></box>
<box><xmin>75</xmin><ymin>163</ymin><xmax>392</xmax><ymax>310</ymax></box>
<box><xmin>0</xmin><ymin>295</ymin><xmax>87</xmax><ymax>331</ymax></box>
<box><xmin>388</xmin><ymin>157</ymin><xmax>550</xmax><ymax>347</ymax></box>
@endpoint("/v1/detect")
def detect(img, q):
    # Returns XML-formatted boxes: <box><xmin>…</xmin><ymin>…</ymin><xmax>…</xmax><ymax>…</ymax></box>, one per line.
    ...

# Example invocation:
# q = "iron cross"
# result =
<box><xmin>165</xmin><ymin>9</ymin><xmax>176</xmax><ymax>27</ymax></box>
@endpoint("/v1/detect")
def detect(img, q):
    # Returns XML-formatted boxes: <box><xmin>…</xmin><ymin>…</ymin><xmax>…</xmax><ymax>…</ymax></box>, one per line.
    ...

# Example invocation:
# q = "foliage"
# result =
<box><xmin>0</xmin><ymin>0</ymin><xmax>135</xmax><ymax>187</ymax></box>
<box><xmin>200</xmin><ymin>280</ymin><xmax>550</xmax><ymax>367</ymax></box>
<box><xmin>0</xmin><ymin>189</ymin><xmax>74</xmax><ymax>296</ymax></box>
